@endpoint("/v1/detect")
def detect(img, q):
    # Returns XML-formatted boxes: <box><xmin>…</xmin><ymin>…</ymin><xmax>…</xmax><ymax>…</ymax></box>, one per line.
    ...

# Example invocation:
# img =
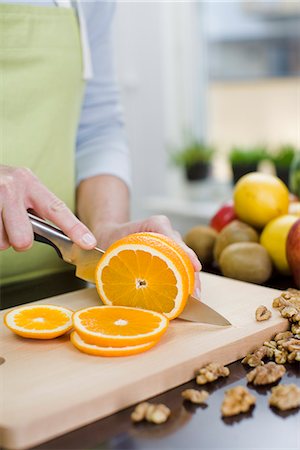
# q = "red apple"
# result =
<box><xmin>286</xmin><ymin>218</ymin><xmax>300</xmax><ymax>288</ymax></box>
<box><xmin>210</xmin><ymin>203</ymin><xmax>237</xmax><ymax>232</ymax></box>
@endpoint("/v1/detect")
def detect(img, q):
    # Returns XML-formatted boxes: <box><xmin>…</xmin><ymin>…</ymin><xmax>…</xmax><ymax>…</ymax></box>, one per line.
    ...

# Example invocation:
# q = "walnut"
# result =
<box><xmin>242</xmin><ymin>345</ymin><xmax>273</xmax><ymax>367</ymax></box>
<box><xmin>274</xmin><ymin>331</ymin><xmax>293</xmax><ymax>342</ymax></box>
<box><xmin>255</xmin><ymin>305</ymin><xmax>272</xmax><ymax>322</ymax></box>
<box><xmin>281</xmin><ymin>306</ymin><xmax>300</xmax><ymax>322</ymax></box>
<box><xmin>196</xmin><ymin>362</ymin><xmax>230</xmax><ymax>385</ymax></box>
<box><xmin>181</xmin><ymin>389</ymin><xmax>209</xmax><ymax>404</ymax></box>
<box><xmin>221</xmin><ymin>386</ymin><xmax>256</xmax><ymax>417</ymax></box>
<box><xmin>287</xmin><ymin>351</ymin><xmax>300</xmax><ymax>363</ymax></box>
<box><xmin>291</xmin><ymin>323</ymin><xmax>300</xmax><ymax>335</ymax></box>
<box><xmin>145</xmin><ymin>404</ymin><xmax>171</xmax><ymax>424</ymax></box>
<box><xmin>246</xmin><ymin>362</ymin><xmax>286</xmax><ymax>385</ymax></box>
<box><xmin>269</xmin><ymin>384</ymin><xmax>300</xmax><ymax>411</ymax></box>
<box><xmin>131</xmin><ymin>402</ymin><xmax>171</xmax><ymax>424</ymax></box>
<box><xmin>280</xmin><ymin>338</ymin><xmax>300</xmax><ymax>353</ymax></box>
<box><xmin>131</xmin><ymin>402</ymin><xmax>150</xmax><ymax>422</ymax></box>
<box><xmin>273</xmin><ymin>348</ymin><xmax>288</xmax><ymax>365</ymax></box>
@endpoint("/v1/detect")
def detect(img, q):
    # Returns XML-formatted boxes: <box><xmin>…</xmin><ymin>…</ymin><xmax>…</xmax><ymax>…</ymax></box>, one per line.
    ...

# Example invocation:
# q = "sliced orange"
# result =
<box><xmin>137</xmin><ymin>232</ymin><xmax>195</xmax><ymax>294</ymax></box>
<box><xmin>95</xmin><ymin>232</ymin><xmax>192</xmax><ymax>319</ymax></box>
<box><xmin>71</xmin><ymin>331</ymin><xmax>158</xmax><ymax>357</ymax></box>
<box><xmin>4</xmin><ymin>304</ymin><xmax>73</xmax><ymax>339</ymax></box>
<box><xmin>73</xmin><ymin>305</ymin><xmax>168</xmax><ymax>347</ymax></box>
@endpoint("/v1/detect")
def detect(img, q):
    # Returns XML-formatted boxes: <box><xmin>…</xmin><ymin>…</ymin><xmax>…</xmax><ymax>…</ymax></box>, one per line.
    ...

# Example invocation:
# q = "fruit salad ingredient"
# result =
<box><xmin>4</xmin><ymin>304</ymin><xmax>73</xmax><ymax>339</ymax></box>
<box><xmin>260</xmin><ymin>214</ymin><xmax>298</xmax><ymax>275</ymax></box>
<box><xmin>246</xmin><ymin>362</ymin><xmax>286</xmax><ymax>385</ymax></box>
<box><xmin>233</xmin><ymin>172</ymin><xmax>289</xmax><ymax>228</ymax></box>
<box><xmin>219</xmin><ymin>242</ymin><xmax>272</xmax><ymax>284</ymax></box>
<box><xmin>95</xmin><ymin>232</ymin><xmax>195</xmax><ymax>320</ymax></box>
<box><xmin>196</xmin><ymin>362</ymin><xmax>230</xmax><ymax>385</ymax></box>
<box><xmin>269</xmin><ymin>384</ymin><xmax>300</xmax><ymax>411</ymax></box>
<box><xmin>184</xmin><ymin>225</ymin><xmax>217</xmax><ymax>265</ymax></box>
<box><xmin>131</xmin><ymin>402</ymin><xmax>171</xmax><ymax>424</ymax></box>
<box><xmin>213</xmin><ymin>220</ymin><xmax>259</xmax><ymax>263</ymax></box>
<box><xmin>286</xmin><ymin>218</ymin><xmax>300</xmax><ymax>288</ymax></box>
<box><xmin>221</xmin><ymin>386</ymin><xmax>256</xmax><ymax>417</ymax></box>
<box><xmin>70</xmin><ymin>332</ymin><xmax>158</xmax><ymax>357</ymax></box>
<box><xmin>210</xmin><ymin>203</ymin><xmax>237</xmax><ymax>232</ymax></box>
<box><xmin>181</xmin><ymin>389</ymin><xmax>209</xmax><ymax>404</ymax></box>
<box><xmin>73</xmin><ymin>306</ymin><xmax>169</xmax><ymax>347</ymax></box>
<box><xmin>255</xmin><ymin>305</ymin><xmax>272</xmax><ymax>322</ymax></box>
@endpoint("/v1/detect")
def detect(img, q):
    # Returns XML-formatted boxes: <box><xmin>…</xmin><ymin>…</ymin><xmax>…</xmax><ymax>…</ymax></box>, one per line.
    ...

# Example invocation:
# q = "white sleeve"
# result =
<box><xmin>76</xmin><ymin>1</ymin><xmax>131</xmax><ymax>189</ymax></box>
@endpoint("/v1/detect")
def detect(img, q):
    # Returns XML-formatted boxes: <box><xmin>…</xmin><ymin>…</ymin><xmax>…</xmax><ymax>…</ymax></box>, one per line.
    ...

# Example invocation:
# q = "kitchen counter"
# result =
<box><xmin>2</xmin><ymin>271</ymin><xmax>299</xmax><ymax>450</ymax></box>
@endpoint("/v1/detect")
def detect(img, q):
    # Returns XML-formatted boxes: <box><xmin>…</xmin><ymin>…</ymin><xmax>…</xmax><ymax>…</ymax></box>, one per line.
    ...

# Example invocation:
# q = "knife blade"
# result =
<box><xmin>29</xmin><ymin>213</ymin><xmax>104</xmax><ymax>283</ymax></box>
<box><xmin>179</xmin><ymin>294</ymin><xmax>231</xmax><ymax>326</ymax></box>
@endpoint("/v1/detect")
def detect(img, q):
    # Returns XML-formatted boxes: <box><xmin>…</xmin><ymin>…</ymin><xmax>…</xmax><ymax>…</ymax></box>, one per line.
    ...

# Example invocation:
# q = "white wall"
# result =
<box><xmin>113</xmin><ymin>1</ymin><xmax>204</xmax><ymax>220</ymax></box>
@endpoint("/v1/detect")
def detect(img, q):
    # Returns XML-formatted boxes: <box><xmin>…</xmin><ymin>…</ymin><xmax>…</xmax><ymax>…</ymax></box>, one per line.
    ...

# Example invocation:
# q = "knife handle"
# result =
<box><xmin>28</xmin><ymin>213</ymin><xmax>73</xmax><ymax>261</ymax></box>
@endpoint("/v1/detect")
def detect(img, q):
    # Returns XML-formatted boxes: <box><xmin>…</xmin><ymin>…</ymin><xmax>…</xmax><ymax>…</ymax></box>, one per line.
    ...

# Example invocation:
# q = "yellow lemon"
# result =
<box><xmin>260</xmin><ymin>214</ymin><xmax>298</xmax><ymax>275</ymax></box>
<box><xmin>233</xmin><ymin>172</ymin><xmax>289</xmax><ymax>228</ymax></box>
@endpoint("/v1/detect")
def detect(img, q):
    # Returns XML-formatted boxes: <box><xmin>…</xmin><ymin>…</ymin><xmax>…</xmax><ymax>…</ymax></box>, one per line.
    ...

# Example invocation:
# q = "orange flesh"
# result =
<box><xmin>101</xmin><ymin>250</ymin><xmax>178</xmax><ymax>314</ymax></box>
<box><xmin>13</xmin><ymin>308</ymin><xmax>70</xmax><ymax>330</ymax></box>
<box><xmin>78</xmin><ymin>307</ymin><xmax>164</xmax><ymax>336</ymax></box>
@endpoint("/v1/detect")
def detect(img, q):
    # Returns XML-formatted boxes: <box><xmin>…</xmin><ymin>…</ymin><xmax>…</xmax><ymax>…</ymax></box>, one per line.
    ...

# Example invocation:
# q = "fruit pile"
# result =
<box><xmin>185</xmin><ymin>172</ymin><xmax>300</xmax><ymax>287</ymax></box>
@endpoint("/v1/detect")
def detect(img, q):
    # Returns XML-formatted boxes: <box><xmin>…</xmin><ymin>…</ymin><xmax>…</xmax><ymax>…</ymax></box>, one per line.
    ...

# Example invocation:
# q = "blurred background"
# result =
<box><xmin>114</xmin><ymin>0</ymin><xmax>300</xmax><ymax>234</ymax></box>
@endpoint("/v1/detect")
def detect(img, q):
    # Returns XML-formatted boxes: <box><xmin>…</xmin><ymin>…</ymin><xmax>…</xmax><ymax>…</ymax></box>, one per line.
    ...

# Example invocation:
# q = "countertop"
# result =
<box><xmin>1</xmin><ymin>270</ymin><xmax>299</xmax><ymax>450</ymax></box>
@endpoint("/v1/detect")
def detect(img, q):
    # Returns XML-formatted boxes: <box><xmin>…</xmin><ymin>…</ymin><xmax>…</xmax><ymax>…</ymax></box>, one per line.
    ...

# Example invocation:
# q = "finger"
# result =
<box><xmin>0</xmin><ymin>211</ymin><xmax>10</xmax><ymax>250</ymax></box>
<box><xmin>30</xmin><ymin>183</ymin><xmax>97</xmax><ymax>249</ymax></box>
<box><xmin>194</xmin><ymin>273</ymin><xmax>201</xmax><ymax>299</ymax></box>
<box><xmin>141</xmin><ymin>216</ymin><xmax>202</xmax><ymax>272</ymax></box>
<box><xmin>2</xmin><ymin>203</ymin><xmax>33</xmax><ymax>251</ymax></box>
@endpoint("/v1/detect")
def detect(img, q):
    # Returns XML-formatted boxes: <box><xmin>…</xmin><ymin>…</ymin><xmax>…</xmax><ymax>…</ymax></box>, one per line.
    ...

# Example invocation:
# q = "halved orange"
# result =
<box><xmin>137</xmin><ymin>232</ymin><xmax>195</xmax><ymax>294</ymax></box>
<box><xmin>71</xmin><ymin>331</ymin><xmax>158</xmax><ymax>357</ymax></box>
<box><xmin>95</xmin><ymin>232</ymin><xmax>192</xmax><ymax>319</ymax></box>
<box><xmin>4</xmin><ymin>304</ymin><xmax>73</xmax><ymax>339</ymax></box>
<box><xmin>73</xmin><ymin>305</ymin><xmax>168</xmax><ymax>347</ymax></box>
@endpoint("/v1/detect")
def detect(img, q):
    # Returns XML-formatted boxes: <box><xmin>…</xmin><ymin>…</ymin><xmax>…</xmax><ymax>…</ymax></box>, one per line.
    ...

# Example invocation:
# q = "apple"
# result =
<box><xmin>210</xmin><ymin>203</ymin><xmax>237</xmax><ymax>232</ymax></box>
<box><xmin>286</xmin><ymin>218</ymin><xmax>300</xmax><ymax>288</ymax></box>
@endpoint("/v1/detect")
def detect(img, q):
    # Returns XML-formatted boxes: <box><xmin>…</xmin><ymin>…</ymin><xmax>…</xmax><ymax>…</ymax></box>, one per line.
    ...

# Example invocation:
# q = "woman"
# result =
<box><xmin>0</xmin><ymin>0</ymin><xmax>200</xmax><ymax>288</ymax></box>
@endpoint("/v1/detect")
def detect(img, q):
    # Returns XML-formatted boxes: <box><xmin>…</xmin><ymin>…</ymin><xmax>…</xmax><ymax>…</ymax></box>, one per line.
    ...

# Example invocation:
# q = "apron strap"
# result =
<box><xmin>54</xmin><ymin>0</ymin><xmax>93</xmax><ymax>80</ymax></box>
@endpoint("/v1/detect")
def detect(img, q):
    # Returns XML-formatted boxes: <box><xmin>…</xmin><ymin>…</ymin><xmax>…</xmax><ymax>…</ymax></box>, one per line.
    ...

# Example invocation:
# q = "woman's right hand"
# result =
<box><xmin>0</xmin><ymin>165</ymin><xmax>97</xmax><ymax>252</ymax></box>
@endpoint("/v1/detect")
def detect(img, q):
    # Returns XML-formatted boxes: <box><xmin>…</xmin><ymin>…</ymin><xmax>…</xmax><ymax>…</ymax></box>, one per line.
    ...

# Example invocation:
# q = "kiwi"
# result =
<box><xmin>214</xmin><ymin>220</ymin><xmax>259</xmax><ymax>263</ymax></box>
<box><xmin>184</xmin><ymin>226</ymin><xmax>218</xmax><ymax>266</ymax></box>
<box><xmin>219</xmin><ymin>242</ymin><xmax>272</xmax><ymax>284</ymax></box>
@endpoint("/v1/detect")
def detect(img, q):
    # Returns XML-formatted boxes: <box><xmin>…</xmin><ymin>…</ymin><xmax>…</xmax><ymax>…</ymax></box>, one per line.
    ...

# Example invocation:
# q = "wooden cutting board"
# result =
<box><xmin>0</xmin><ymin>273</ymin><xmax>289</xmax><ymax>450</ymax></box>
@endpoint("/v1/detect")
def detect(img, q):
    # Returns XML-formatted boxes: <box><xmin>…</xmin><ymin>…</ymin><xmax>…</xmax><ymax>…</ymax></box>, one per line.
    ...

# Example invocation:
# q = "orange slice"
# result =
<box><xmin>95</xmin><ymin>232</ymin><xmax>192</xmax><ymax>319</ymax></box>
<box><xmin>4</xmin><ymin>304</ymin><xmax>73</xmax><ymax>339</ymax></box>
<box><xmin>73</xmin><ymin>305</ymin><xmax>168</xmax><ymax>347</ymax></box>
<box><xmin>71</xmin><ymin>331</ymin><xmax>158</xmax><ymax>357</ymax></box>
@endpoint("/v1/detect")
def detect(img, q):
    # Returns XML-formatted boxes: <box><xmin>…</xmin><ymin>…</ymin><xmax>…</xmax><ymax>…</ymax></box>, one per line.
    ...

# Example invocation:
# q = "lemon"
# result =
<box><xmin>233</xmin><ymin>172</ymin><xmax>289</xmax><ymax>228</ymax></box>
<box><xmin>260</xmin><ymin>214</ymin><xmax>298</xmax><ymax>274</ymax></box>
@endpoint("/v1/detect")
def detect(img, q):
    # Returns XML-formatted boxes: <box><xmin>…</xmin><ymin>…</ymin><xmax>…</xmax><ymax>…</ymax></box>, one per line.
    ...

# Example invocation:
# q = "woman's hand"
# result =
<box><xmin>93</xmin><ymin>215</ymin><xmax>202</xmax><ymax>296</ymax></box>
<box><xmin>0</xmin><ymin>165</ymin><xmax>97</xmax><ymax>252</ymax></box>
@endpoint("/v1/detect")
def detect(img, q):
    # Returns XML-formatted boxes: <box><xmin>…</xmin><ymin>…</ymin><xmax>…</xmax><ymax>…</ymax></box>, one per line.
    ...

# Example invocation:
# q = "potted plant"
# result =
<box><xmin>229</xmin><ymin>146</ymin><xmax>268</xmax><ymax>184</ymax></box>
<box><xmin>289</xmin><ymin>150</ymin><xmax>300</xmax><ymax>197</ymax></box>
<box><xmin>270</xmin><ymin>145</ymin><xmax>296</xmax><ymax>186</ymax></box>
<box><xmin>171</xmin><ymin>139</ymin><xmax>215</xmax><ymax>182</ymax></box>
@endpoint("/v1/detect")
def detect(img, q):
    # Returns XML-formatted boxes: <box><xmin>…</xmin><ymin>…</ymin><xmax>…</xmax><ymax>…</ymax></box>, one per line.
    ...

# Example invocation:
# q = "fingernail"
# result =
<box><xmin>81</xmin><ymin>233</ymin><xmax>97</xmax><ymax>246</ymax></box>
<box><xmin>196</xmin><ymin>288</ymin><xmax>201</xmax><ymax>299</ymax></box>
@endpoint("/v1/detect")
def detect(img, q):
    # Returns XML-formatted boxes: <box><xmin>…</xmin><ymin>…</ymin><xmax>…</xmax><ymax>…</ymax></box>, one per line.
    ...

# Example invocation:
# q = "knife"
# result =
<box><xmin>29</xmin><ymin>213</ymin><xmax>231</xmax><ymax>326</ymax></box>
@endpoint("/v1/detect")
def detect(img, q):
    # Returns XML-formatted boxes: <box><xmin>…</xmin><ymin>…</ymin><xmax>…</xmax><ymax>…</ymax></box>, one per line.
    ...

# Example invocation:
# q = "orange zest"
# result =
<box><xmin>73</xmin><ymin>305</ymin><xmax>168</xmax><ymax>347</ymax></box>
<box><xmin>4</xmin><ymin>304</ymin><xmax>73</xmax><ymax>339</ymax></box>
<box><xmin>70</xmin><ymin>331</ymin><xmax>158</xmax><ymax>357</ymax></box>
<box><xmin>95</xmin><ymin>232</ymin><xmax>193</xmax><ymax>319</ymax></box>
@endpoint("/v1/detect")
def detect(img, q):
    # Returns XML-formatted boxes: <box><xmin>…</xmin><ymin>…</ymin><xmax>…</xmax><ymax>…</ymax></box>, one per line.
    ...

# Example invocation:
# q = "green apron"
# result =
<box><xmin>0</xmin><ymin>3</ymin><xmax>84</xmax><ymax>285</ymax></box>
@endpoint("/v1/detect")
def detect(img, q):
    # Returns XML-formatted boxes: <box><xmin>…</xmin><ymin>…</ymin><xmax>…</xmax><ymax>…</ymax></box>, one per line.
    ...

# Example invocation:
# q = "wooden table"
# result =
<box><xmin>2</xmin><ymin>271</ymin><xmax>299</xmax><ymax>450</ymax></box>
